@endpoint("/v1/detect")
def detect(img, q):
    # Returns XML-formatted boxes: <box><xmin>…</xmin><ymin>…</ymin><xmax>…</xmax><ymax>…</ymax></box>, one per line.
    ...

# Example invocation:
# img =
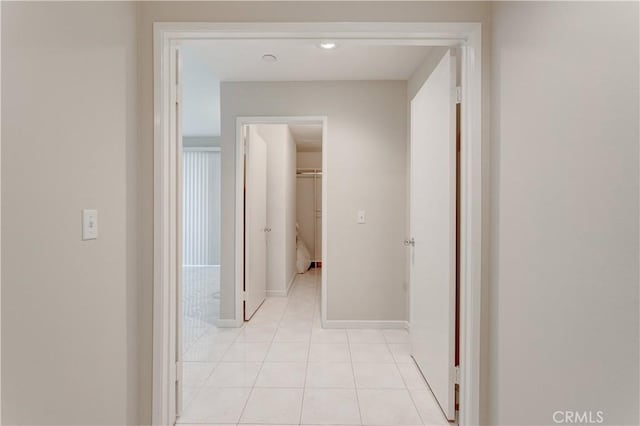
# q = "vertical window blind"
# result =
<box><xmin>182</xmin><ymin>149</ymin><xmax>221</xmax><ymax>266</ymax></box>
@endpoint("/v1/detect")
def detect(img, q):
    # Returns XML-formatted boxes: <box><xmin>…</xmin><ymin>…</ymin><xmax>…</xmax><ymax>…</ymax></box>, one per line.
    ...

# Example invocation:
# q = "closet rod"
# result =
<box><xmin>296</xmin><ymin>170</ymin><xmax>322</xmax><ymax>176</ymax></box>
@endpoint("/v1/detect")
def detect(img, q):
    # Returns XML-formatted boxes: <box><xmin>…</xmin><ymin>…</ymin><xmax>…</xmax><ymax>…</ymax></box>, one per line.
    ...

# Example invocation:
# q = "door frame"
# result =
<box><xmin>153</xmin><ymin>21</ymin><xmax>483</xmax><ymax>426</ymax></box>
<box><xmin>236</xmin><ymin>117</ymin><xmax>328</xmax><ymax>326</ymax></box>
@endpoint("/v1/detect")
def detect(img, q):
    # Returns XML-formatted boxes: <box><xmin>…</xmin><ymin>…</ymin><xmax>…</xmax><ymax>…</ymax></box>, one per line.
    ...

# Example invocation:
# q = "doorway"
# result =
<box><xmin>181</xmin><ymin>147</ymin><xmax>222</xmax><ymax>354</ymax></box>
<box><xmin>238</xmin><ymin>118</ymin><xmax>327</xmax><ymax>324</ymax></box>
<box><xmin>153</xmin><ymin>22</ymin><xmax>483</xmax><ymax>426</ymax></box>
<box><xmin>292</xmin><ymin>123</ymin><xmax>323</xmax><ymax>270</ymax></box>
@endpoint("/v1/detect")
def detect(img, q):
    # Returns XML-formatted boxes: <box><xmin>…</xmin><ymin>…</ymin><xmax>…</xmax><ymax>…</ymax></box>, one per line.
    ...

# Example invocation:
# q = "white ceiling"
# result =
<box><xmin>181</xmin><ymin>40</ymin><xmax>432</xmax><ymax>137</ymax></box>
<box><xmin>289</xmin><ymin>123</ymin><xmax>323</xmax><ymax>152</ymax></box>
<box><xmin>182</xmin><ymin>40</ymin><xmax>432</xmax><ymax>81</ymax></box>
<box><xmin>182</xmin><ymin>48</ymin><xmax>221</xmax><ymax>137</ymax></box>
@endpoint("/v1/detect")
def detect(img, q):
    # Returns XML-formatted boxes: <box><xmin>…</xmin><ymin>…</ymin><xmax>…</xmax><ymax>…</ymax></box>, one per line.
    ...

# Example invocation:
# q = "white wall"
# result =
<box><xmin>1</xmin><ymin>2</ymin><xmax>138</xmax><ymax>424</ymax></box>
<box><xmin>284</xmin><ymin>135</ymin><xmax>298</xmax><ymax>290</ymax></box>
<box><xmin>222</xmin><ymin>82</ymin><xmax>408</xmax><ymax>322</ymax></box>
<box><xmin>490</xmin><ymin>2</ymin><xmax>639</xmax><ymax>425</ymax></box>
<box><xmin>296</xmin><ymin>151</ymin><xmax>322</xmax><ymax>169</ymax></box>
<box><xmin>256</xmin><ymin>124</ymin><xmax>297</xmax><ymax>295</ymax></box>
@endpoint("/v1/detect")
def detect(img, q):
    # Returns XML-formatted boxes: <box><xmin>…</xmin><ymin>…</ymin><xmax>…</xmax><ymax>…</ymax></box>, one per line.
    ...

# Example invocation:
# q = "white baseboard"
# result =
<box><xmin>322</xmin><ymin>320</ymin><xmax>409</xmax><ymax>329</ymax></box>
<box><xmin>216</xmin><ymin>318</ymin><xmax>243</xmax><ymax>328</ymax></box>
<box><xmin>266</xmin><ymin>273</ymin><xmax>297</xmax><ymax>297</ymax></box>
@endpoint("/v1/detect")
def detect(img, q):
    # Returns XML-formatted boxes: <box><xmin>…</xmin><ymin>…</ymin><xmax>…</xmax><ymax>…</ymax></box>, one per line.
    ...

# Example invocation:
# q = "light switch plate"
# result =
<box><xmin>357</xmin><ymin>210</ymin><xmax>366</xmax><ymax>224</ymax></box>
<box><xmin>82</xmin><ymin>209</ymin><xmax>98</xmax><ymax>240</ymax></box>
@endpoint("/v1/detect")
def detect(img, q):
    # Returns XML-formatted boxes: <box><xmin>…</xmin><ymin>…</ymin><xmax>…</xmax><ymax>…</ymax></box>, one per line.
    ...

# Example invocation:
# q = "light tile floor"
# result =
<box><xmin>183</xmin><ymin>265</ymin><xmax>220</xmax><ymax>354</ymax></box>
<box><xmin>178</xmin><ymin>268</ymin><xmax>450</xmax><ymax>426</ymax></box>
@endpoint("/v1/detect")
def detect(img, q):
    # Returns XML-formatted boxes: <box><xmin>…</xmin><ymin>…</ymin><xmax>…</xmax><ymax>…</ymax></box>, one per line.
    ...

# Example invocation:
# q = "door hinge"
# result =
<box><xmin>454</xmin><ymin>366</ymin><xmax>460</xmax><ymax>384</ymax></box>
<box><xmin>242</xmin><ymin>290</ymin><xmax>247</xmax><ymax>301</ymax></box>
<box><xmin>455</xmin><ymin>86</ymin><xmax>462</xmax><ymax>104</ymax></box>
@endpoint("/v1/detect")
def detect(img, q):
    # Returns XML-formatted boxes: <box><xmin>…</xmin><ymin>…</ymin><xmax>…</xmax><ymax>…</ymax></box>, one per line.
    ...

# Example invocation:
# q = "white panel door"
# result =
<box><xmin>245</xmin><ymin>126</ymin><xmax>268</xmax><ymax>320</ymax></box>
<box><xmin>409</xmin><ymin>50</ymin><xmax>457</xmax><ymax>421</ymax></box>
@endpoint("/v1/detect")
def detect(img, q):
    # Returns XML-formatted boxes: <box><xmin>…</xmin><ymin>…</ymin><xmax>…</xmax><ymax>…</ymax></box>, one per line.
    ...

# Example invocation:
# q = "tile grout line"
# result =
<box><xmin>179</xmin><ymin>325</ymin><xmax>244</xmax><ymax>419</ymax></box>
<box><xmin>346</xmin><ymin>329</ymin><xmax>365</xmax><ymax>426</ymax></box>
<box><xmin>191</xmin><ymin>270</ymin><xmax>436</xmax><ymax>426</ymax></box>
<box><xmin>183</xmin><ymin>272</ymin><xmax>317</xmax><ymax>424</ymax></box>
<box><xmin>386</xmin><ymin>330</ymin><xmax>430</xmax><ymax>426</ymax></box>
<box><xmin>298</xmin><ymin>272</ymin><xmax>319</xmax><ymax>425</ymax></box>
<box><xmin>393</xmin><ymin>349</ymin><xmax>427</xmax><ymax>426</ymax></box>
<box><xmin>235</xmin><ymin>276</ymin><xmax>294</xmax><ymax>424</ymax></box>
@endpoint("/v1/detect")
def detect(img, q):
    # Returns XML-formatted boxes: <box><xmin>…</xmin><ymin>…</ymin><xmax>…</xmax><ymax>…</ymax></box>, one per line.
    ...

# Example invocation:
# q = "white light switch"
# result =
<box><xmin>83</xmin><ymin>209</ymin><xmax>98</xmax><ymax>240</ymax></box>
<box><xmin>357</xmin><ymin>210</ymin><xmax>366</xmax><ymax>224</ymax></box>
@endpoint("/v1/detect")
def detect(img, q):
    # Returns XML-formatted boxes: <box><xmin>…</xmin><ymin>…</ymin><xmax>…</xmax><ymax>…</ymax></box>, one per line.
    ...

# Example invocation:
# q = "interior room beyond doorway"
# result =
<box><xmin>242</xmin><ymin>120</ymin><xmax>325</xmax><ymax>322</ymax></box>
<box><xmin>154</xmin><ymin>22</ymin><xmax>484</xmax><ymax>426</ymax></box>
<box><xmin>294</xmin><ymin>123</ymin><xmax>323</xmax><ymax>269</ymax></box>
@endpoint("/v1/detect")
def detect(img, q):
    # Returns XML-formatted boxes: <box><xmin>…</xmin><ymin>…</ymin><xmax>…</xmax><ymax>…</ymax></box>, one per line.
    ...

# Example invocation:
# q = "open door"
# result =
<box><xmin>244</xmin><ymin>126</ymin><xmax>268</xmax><ymax>320</ymax></box>
<box><xmin>409</xmin><ymin>50</ymin><xmax>457</xmax><ymax>421</ymax></box>
<box><xmin>174</xmin><ymin>47</ymin><xmax>184</xmax><ymax>418</ymax></box>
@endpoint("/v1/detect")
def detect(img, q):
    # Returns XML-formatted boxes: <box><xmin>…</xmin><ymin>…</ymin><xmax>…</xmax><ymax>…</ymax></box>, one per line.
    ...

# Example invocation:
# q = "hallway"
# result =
<box><xmin>179</xmin><ymin>269</ymin><xmax>448</xmax><ymax>425</ymax></box>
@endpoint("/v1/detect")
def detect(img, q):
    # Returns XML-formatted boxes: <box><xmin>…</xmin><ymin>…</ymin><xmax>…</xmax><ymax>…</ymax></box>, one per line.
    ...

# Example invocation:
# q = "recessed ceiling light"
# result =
<box><xmin>318</xmin><ymin>42</ymin><xmax>337</xmax><ymax>50</ymax></box>
<box><xmin>262</xmin><ymin>54</ymin><xmax>278</xmax><ymax>62</ymax></box>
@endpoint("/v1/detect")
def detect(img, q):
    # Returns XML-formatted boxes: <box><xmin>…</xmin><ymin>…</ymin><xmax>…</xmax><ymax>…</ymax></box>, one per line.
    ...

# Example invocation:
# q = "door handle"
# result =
<box><xmin>264</xmin><ymin>227</ymin><xmax>272</xmax><ymax>233</ymax></box>
<box><xmin>404</xmin><ymin>238</ymin><xmax>415</xmax><ymax>247</ymax></box>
